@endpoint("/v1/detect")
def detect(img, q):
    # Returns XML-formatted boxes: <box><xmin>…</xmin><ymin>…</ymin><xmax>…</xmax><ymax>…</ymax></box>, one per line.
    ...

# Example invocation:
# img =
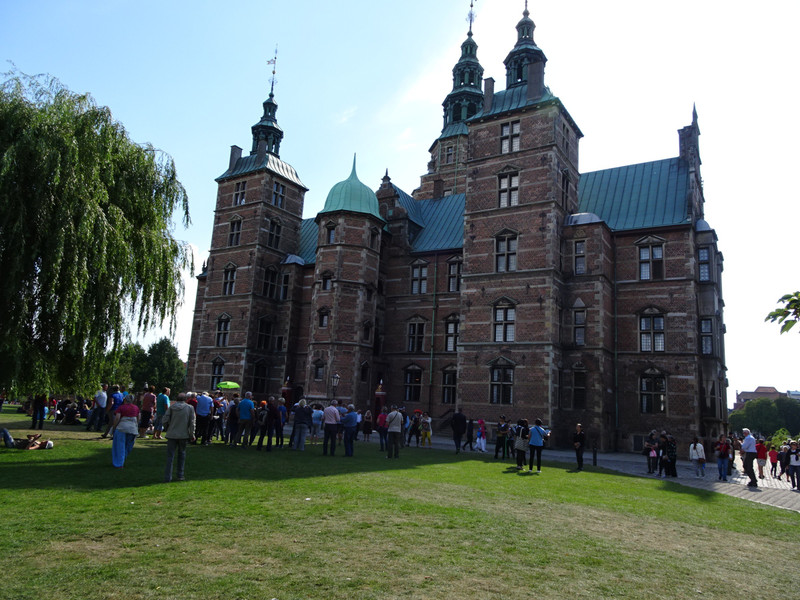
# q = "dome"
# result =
<box><xmin>319</xmin><ymin>156</ymin><xmax>382</xmax><ymax>221</ymax></box>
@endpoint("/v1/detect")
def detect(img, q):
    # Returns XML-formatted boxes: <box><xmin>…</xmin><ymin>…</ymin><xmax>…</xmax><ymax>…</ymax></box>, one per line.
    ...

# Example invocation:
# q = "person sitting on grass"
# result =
<box><xmin>1</xmin><ymin>429</ymin><xmax>54</xmax><ymax>450</ymax></box>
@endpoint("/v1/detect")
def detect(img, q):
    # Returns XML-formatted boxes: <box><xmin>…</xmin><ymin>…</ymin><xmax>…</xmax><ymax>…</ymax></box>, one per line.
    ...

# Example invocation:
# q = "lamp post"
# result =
<box><xmin>330</xmin><ymin>372</ymin><xmax>340</xmax><ymax>404</ymax></box>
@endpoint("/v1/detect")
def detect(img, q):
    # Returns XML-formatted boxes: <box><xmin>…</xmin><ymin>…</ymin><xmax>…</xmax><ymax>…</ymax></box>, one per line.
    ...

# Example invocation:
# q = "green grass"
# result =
<box><xmin>2</xmin><ymin>406</ymin><xmax>799</xmax><ymax>599</ymax></box>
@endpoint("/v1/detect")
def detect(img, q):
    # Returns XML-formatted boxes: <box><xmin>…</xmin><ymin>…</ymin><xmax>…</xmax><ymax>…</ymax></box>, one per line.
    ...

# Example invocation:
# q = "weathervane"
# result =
<box><xmin>267</xmin><ymin>44</ymin><xmax>278</xmax><ymax>95</ymax></box>
<box><xmin>467</xmin><ymin>0</ymin><xmax>476</xmax><ymax>33</ymax></box>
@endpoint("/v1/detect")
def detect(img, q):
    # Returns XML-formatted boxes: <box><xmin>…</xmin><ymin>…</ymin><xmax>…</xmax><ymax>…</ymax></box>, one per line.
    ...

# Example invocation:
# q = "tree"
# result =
<box><xmin>144</xmin><ymin>338</ymin><xmax>185</xmax><ymax>395</ymax></box>
<box><xmin>0</xmin><ymin>70</ymin><xmax>191</xmax><ymax>394</ymax></box>
<box><xmin>765</xmin><ymin>291</ymin><xmax>800</xmax><ymax>334</ymax></box>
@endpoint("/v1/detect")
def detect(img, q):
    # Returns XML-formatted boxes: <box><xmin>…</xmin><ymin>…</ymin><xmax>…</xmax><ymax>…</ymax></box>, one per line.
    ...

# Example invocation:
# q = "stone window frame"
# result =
<box><xmin>222</xmin><ymin>264</ymin><xmax>236</xmax><ymax>295</ymax></box>
<box><xmin>640</xmin><ymin>369</ymin><xmax>667</xmax><ymax>414</ymax></box>
<box><xmin>267</xmin><ymin>218</ymin><xmax>282</xmax><ymax>249</ymax></box>
<box><xmin>635</xmin><ymin>236</ymin><xmax>666</xmax><ymax>281</ymax></box>
<box><xmin>325</xmin><ymin>222</ymin><xmax>336</xmax><ymax>245</ymax></box>
<box><xmin>216</xmin><ymin>314</ymin><xmax>231</xmax><ymax>347</ymax></box>
<box><xmin>320</xmin><ymin>270</ymin><xmax>333</xmax><ymax>291</ymax></box>
<box><xmin>498</xmin><ymin>171</ymin><xmax>520</xmax><ymax>208</ymax></box>
<box><xmin>444</xmin><ymin>313</ymin><xmax>460</xmax><ymax>352</ymax></box>
<box><xmin>441</xmin><ymin>366</ymin><xmax>457</xmax><ymax>404</ymax></box>
<box><xmin>500</xmin><ymin>120</ymin><xmax>521</xmax><ymax>154</ymax></box>
<box><xmin>232</xmin><ymin>181</ymin><xmax>246</xmax><ymax>206</ymax></box>
<box><xmin>312</xmin><ymin>360</ymin><xmax>325</xmax><ymax>381</ymax></box>
<box><xmin>256</xmin><ymin>316</ymin><xmax>272</xmax><ymax>350</ymax></box>
<box><xmin>272</xmin><ymin>181</ymin><xmax>286</xmax><ymax>208</ymax></box>
<box><xmin>447</xmin><ymin>257</ymin><xmax>462</xmax><ymax>292</ymax></box>
<box><xmin>211</xmin><ymin>357</ymin><xmax>225</xmax><ymax>390</ymax></box>
<box><xmin>574</xmin><ymin>309</ymin><xmax>586</xmax><ymax>346</ymax></box>
<box><xmin>639</xmin><ymin>307</ymin><xmax>665</xmax><ymax>353</ymax></box>
<box><xmin>495</xmin><ymin>229</ymin><xmax>518</xmax><ymax>273</ymax></box>
<box><xmin>318</xmin><ymin>307</ymin><xmax>330</xmax><ymax>329</ymax></box>
<box><xmin>489</xmin><ymin>357</ymin><xmax>515</xmax><ymax>405</ymax></box>
<box><xmin>407</xmin><ymin>316</ymin><xmax>426</xmax><ymax>353</ymax></box>
<box><xmin>572</xmin><ymin>365</ymin><xmax>587</xmax><ymax>410</ymax></box>
<box><xmin>700</xmin><ymin>318</ymin><xmax>714</xmax><ymax>355</ymax></box>
<box><xmin>698</xmin><ymin>246</ymin><xmax>711</xmax><ymax>282</ymax></box>
<box><xmin>410</xmin><ymin>260</ymin><xmax>429</xmax><ymax>295</ymax></box>
<box><xmin>574</xmin><ymin>239</ymin><xmax>586</xmax><ymax>275</ymax></box>
<box><xmin>403</xmin><ymin>364</ymin><xmax>423</xmax><ymax>404</ymax></box>
<box><xmin>228</xmin><ymin>217</ymin><xmax>242</xmax><ymax>247</ymax></box>
<box><xmin>263</xmin><ymin>267</ymin><xmax>279</xmax><ymax>299</ymax></box>
<box><xmin>492</xmin><ymin>297</ymin><xmax>517</xmax><ymax>343</ymax></box>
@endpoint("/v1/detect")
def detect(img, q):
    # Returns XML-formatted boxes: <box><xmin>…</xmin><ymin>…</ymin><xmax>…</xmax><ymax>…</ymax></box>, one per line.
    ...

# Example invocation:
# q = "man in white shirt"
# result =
<box><xmin>322</xmin><ymin>400</ymin><xmax>341</xmax><ymax>456</ymax></box>
<box><xmin>85</xmin><ymin>384</ymin><xmax>108</xmax><ymax>432</ymax></box>
<box><xmin>386</xmin><ymin>405</ymin><xmax>403</xmax><ymax>459</ymax></box>
<box><xmin>740</xmin><ymin>428</ymin><xmax>758</xmax><ymax>488</ymax></box>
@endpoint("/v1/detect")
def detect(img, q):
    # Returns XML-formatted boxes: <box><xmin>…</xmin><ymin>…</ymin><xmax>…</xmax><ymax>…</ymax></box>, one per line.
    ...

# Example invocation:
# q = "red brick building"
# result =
<box><xmin>186</xmin><ymin>7</ymin><xmax>727</xmax><ymax>451</ymax></box>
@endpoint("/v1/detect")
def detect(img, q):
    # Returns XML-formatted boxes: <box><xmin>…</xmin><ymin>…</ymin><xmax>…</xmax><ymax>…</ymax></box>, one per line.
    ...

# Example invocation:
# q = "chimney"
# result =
<box><xmin>256</xmin><ymin>139</ymin><xmax>267</xmax><ymax>162</ymax></box>
<box><xmin>229</xmin><ymin>145</ymin><xmax>242</xmax><ymax>171</ymax></box>
<box><xmin>526</xmin><ymin>62</ymin><xmax>545</xmax><ymax>101</ymax></box>
<box><xmin>483</xmin><ymin>77</ymin><xmax>494</xmax><ymax>113</ymax></box>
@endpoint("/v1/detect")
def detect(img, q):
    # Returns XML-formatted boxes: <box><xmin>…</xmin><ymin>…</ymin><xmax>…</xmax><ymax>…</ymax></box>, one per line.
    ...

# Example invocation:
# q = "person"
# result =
<box><xmin>110</xmin><ymin>395</ymin><xmax>140</xmax><ymax>468</ymax></box>
<box><xmin>62</xmin><ymin>402</ymin><xmax>81</xmax><ymax>425</ymax></box>
<box><xmin>101</xmin><ymin>385</ymin><xmax>124</xmax><ymax>438</ymax></box>
<box><xmin>257</xmin><ymin>396</ymin><xmax>280</xmax><ymax>451</ymax></box>
<box><xmin>528</xmin><ymin>418</ymin><xmax>549</xmax><ymax>473</ymax></box>
<box><xmin>407</xmin><ymin>411</ymin><xmax>421</xmax><ymax>447</ymax></box>
<box><xmin>689</xmin><ymin>436</ymin><xmax>706</xmax><ymax>478</ymax></box>
<box><xmin>342</xmin><ymin>404</ymin><xmax>358</xmax><ymax>457</ymax></box>
<box><xmin>419</xmin><ymin>412</ymin><xmax>432</xmax><ymax>448</ymax></box>
<box><xmin>86</xmin><ymin>384</ymin><xmax>108</xmax><ymax>432</ymax></box>
<box><xmin>293</xmin><ymin>399</ymin><xmax>312</xmax><ymax>451</ymax></box>
<box><xmin>513</xmin><ymin>419</ymin><xmax>529</xmax><ymax>470</ymax></box>
<box><xmin>786</xmin><ymin>441</ymin><xmax>800</xmax><ymax>489</ymax></box>
<box><xmin>664</xmin><ymin>434</ymin><xmax>678</xmax><ymax>477</ymax></box>
<box><xmin>31</xmin><ymin>393</ymin><xmax>46</xmax><ymax>430</ymax></box>
<box><xmin>740</xmin><ymin>428</ymin><xmax>758</xmax><ymax>487</ymax></box>
<box><xmin>276</xmin><ymin>398</ymin><xmax>288</xmax><ymax>448</ymax></box>
<box><xmin>1</xmin><ymin>429</ymin><xmax>53</xmax><ymax>450</ymax></box>
<box><xmin>451</xmin><ymin>408</ymin><xmax>467</xmax><ymax>453</ymax></box>
<box><xmin>573</xmin><ymin>423</ymin><xmax>586</xmax><ymax>471</ymax></box>
<box><xmin>644</xmin><ymin>430</ymin><xmax>659</xmax><ymax>474</ymax></box>
<box><xmin>777</xmin><ymin>443</ymin><xmax>790</xmax><ymax>481</ymax></box>
<box><xmin>322</xmin><ymin>400</ymin><xmax>341</xmax><ymax>456</ymax></box>
<box><xmin>714</xmin><ymin>434</ymin><xmax>730</xmax><ymax>482</ymax></box>
<box><xmin>494</xmin><ymin>416</ymin><xmax>509</xmax><ymax>460</ymax></box>
<box><xmin>225</xmin><ymin>394</ymin><xmax>240</xmax><ymax>445</ymax></box>
<box><xmin>194</xmin><ymin>390</ymin><xmax>213</xmax><ymax>445</ymax></box>
<box><xmin>139</xmin><ymin>386</ymin><xmax>157</xmax><ymax>439</ymax></box>
<box><xmin>768</xmin><ymin>445</ymin><xmax>779</xmax><ymax>478</ymax></box>
<box><xmin>755</xmin><ymin>438</ymin><xmax>768</xmax><ymax>480</ymax></box>
<box><xmin>386</xmin><ymin>404</ymin><xmax>403</xmax><ymax>459</ymax></box>
<box><xmin>362</xmin><ymin>410</ymin><xmax>373</xmax><ymax>443</ymax></box>
<box><xmin>462</xmin><ymin>418</ymin><xmax>474</xmax><ymax>451</ymax></box>
<box><xmin>153</xmin><ymin>387</ymin><xmax>170</xmax><ymax>440</ymax></box>
<box><xmin>475</xmin><ymin>419</ymin><xmax>487</xmax><ymax>452</ymax></box>
<box><xmin>236</xmin><ymin>392</ymin><xmax>255</xmax><ymax>447</ymax></box>
<box><xmin>162</xmin><ymin>392</ymin><xmax>196</xmax><ymax>482</ymax></box>
<box><xmin>311</xmin><ymin>403</ymin><xmax>324</xmax><ymax>445</ymax></box>
<box><xmin>376</xmin><ymin>406</ymin><xmax>389</xmax><ymax>452</ymax></box>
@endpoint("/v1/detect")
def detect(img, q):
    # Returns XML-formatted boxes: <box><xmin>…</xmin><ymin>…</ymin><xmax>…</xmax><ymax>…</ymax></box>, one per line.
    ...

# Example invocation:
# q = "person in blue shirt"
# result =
<box><xmin>528</xmin><ymin>418</ymin><xmax>550</xmax><ymax>473</ymax></box>
<box><xmin>341</xmin><ymin>404</ymin><xmax>359</xmax><ymax>457</ymax></box>
<box><xmin>236</xmin><ymin>392</ymin><xmax>255</xmax><ymax>447</ymax></box>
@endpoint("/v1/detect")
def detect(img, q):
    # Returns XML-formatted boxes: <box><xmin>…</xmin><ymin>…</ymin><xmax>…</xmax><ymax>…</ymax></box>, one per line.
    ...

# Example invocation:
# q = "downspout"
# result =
<box><xmin>613</xmin><ymin>240</ymin><xmax>619</xmax><ymax>452</ymax></box>
<box><xmin>429</xmin><ymin>255</ymin><xmax>438</xmax><ymax>415</ymax></box>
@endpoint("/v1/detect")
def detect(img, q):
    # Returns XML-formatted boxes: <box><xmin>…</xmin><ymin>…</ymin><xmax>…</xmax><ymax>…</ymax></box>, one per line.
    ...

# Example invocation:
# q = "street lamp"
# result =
<box><xmin>330</xmin><ymin>372</ymin><xmax>341</xmax><ymax>402</ymax></box>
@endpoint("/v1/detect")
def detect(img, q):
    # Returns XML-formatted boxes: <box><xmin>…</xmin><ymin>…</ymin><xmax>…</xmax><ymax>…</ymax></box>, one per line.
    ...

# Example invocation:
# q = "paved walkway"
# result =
<box><xmin>394</xmin><ymin>433</ymin><xmax>800</xmax><ymax>513</ymax></box>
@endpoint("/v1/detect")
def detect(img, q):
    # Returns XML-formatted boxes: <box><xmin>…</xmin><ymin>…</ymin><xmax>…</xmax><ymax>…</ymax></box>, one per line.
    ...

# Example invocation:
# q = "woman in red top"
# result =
<box><xmin>110</xmin><ymin>395</ymin><xmax>140</xmax><ymax>468</ymax></box>
<box><xmin>714</xmin><ymin>434</ymin><xmax>731</xmax><ymax>482</ymax></box>
<box><xmin>768</xmin><ymin>446</ymin><xmax>779</xmax><ymax>478</ymax></box>
<box><xmin>755</xmin><ymin>439</ymin><xmax>768</xmax><ymax>479</ymax></box>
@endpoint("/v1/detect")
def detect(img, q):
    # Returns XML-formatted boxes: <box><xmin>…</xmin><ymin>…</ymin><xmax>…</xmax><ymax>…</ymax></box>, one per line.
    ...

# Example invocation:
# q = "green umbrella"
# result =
<box><xmin>216</xmin><ymin>381</ymin><xmax>240</xmax><ymax>389</ymax></box>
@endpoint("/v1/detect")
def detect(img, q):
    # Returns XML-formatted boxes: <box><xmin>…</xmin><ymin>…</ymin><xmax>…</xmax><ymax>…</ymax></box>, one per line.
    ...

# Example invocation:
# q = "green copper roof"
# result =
<box><xmin>469</xmin><ymin>85</ymin><xmax>555</xmax><ymax>120</ymax></box>
<box><xmin>319</xmin><ymin>157</ymin><xmax>383</xmax><ymax>221</ymax></box>
<box><xmin>391</xmin><ymin>184</ymin><xmax>465</xmax><ymax>253</ymax></box>
<box><xmin>578</xmin><ymin>157</ymin><xmax>691</xmax><ymax>231</ymax></box>
<box><xmin>216</xmin><ymin>153</ymin><xmax>306</xmax><ymax>189</ymax></box>
<box><xmin>298</xmin><ymin>218</ymin><xmax>318</xmax><ymax>265</ymax></box>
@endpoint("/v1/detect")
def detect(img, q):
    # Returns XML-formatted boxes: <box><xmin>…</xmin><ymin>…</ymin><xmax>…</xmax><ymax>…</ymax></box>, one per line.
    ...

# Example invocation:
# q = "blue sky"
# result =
<box><xmin>2</xmin><ymin>0</ymin><xmax>798</xmax><ymax>405</ymax></box>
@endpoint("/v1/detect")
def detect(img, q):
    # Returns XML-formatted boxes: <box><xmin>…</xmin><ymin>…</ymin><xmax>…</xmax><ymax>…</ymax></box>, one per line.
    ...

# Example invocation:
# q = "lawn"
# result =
<box><xmin>1</xmin><ymin>406</ymin><xmax>798</xmax><ymax>600</ymax></box>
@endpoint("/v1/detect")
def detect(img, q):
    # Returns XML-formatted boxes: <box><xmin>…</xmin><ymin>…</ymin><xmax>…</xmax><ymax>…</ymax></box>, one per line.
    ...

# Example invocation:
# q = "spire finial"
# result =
<box><xmin>467</xmin><ymin>0</ymin><xmax>476</xmax><ymax>34</ymax></box>
<box><xmin>267</xmin><ymin>44</ymin><xmax>278</xmax><ymax>96</ymax></box>
<box><xmin>524</xmin><ymin>0</ymin><xmax>529</xmax><ymax>17</ymax></box>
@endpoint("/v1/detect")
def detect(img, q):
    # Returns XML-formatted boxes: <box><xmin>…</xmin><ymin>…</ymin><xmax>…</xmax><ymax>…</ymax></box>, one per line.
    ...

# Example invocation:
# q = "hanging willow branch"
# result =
<box><xmin>0</xmin><ymin>70</ymin><xmax>192</xmax><ymax>394</ymax></box>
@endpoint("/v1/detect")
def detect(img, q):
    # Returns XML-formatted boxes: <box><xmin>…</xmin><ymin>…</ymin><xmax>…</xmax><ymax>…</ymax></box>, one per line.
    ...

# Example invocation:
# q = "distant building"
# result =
<box><xmin>186</xmin><ymin>6</ymin><xmax>728</xmax><ymax>452</ymax></box>
<box><xmin>733</xmin><ymin>386</ymin><xmax>786</xmax><ymax>411</ymax></box>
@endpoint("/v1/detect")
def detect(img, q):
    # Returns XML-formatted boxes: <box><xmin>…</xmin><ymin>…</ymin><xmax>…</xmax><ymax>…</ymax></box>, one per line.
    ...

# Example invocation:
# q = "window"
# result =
<box><xmin>313</xmin><ymin>363</ymin><xmax>324</xmax><ymax>381</ymax></box>
<box><xmin>279</xmin><ymin>273</ymin><xmax>289</xmax><ymax>301</ymax></box>
<box><xmin>701</xmin><ymin>318</ymin><xmax>713</xmax><ymax>355</ymax></box>
<box><xmin>496</xmin><ymin>234</ymin><xmax>518</xmax><ymax>272</ymax></box>
<box><xmin>360</xmin><ymin>363</ymin><xmax>370</xmax><ymax>383</ymax></box>
<box><xmin>498</xmin><ymin>173</ymin><xmax>519</xmax><ymax>207</ymax></box>
<box><xmin>326</xmin><ymin>226</ymin><xmax>336</xmax><ymax>244</ymax></box>
<box><xmin>370</xmin><ymin>229</ymin><xmax>379</xmax><ymax>250</ymax></box>
<box><xmin>444</xmin><ymin>145</ymin><xmax>454</xmax><ymax>164</ymax></box>
<box><xmin>490</xmin><ymin>366</ymin><xmax>514</xmax><ymax>404</ymax></box>
<box><xmin>573</xmin><ymin>370</ymin><xmax>586</xmax><ymax>410</ymax></box>
<box><xmin>321</xmin><ymin>273</ymin><xmax>332</xmax><ymax>291</ymax></box>
<box><xmin>272</xmin><ymin>181</ymin><xmax>285</xmax><ymax>208</ymax></box>
<box><xmin>574</xmin><ymin>240</ymin><xmax>586</xmax><ymax>275</ymax></box>
<box><xmin>404</xmin><ymin>367</ymin><xmax>422</xmax><ymax>403</ymax></box>
<box><xmin>494</xmin><ymin>305</ymin><xmax>516</xmax><ymax>342</ymax></box>
<box><xmin>253</xmin><ymin>361</ymin><xmax>268</xmax><ymax>394</ymax></box>
<box><xmin>640</xmin><ymin>374</ymin><xmax>666</xmax><ymax>413</ymax></box>
<box><xmin>318</xmin><ymin>309</ymin><xmax>330</xmax><ymax>328</ymax></box>
<box><xmin>267</xmin><ymin>221</ymin><xmax>281</xmax><ymax>249</ymax></box>
<box><xmin>448</xmin><ymin>261</ymin><xmax>462</xmax><ymax>292</ymax></box>
<box><xmin>216</xmin><ymin>316</ymin><xmax>230</xmax><ymax>347</ymax></box>
<box><xmin>640</xmin><ymin>314</ymin><xmax>665</xmax><ymax>352</ymax></box>
<box><xmin>561</xmin><ymin>170</ymin><xmax>570</xmax><ymax>206</ymax></box>
<box><xmin>257</xmin><ymin>318</ymin><xmax>272</xmax><ymax>350</ymax></box>
<box><xmin>442</xmin><ymin>370</ymin><xmax>457</xmax><ymax>404</ymax></box>
<box><xmin>407</xmin><ymin>321</ymin><xmax>425</xmax><ymax>352</ymax></box>
<box><xmin>362</xmin><ymin>321</ymin><xmax>372</xmax><ymax>342</ymax></box>
<box><xmin>211</xmin><ymin>359</ymin><xmax>224</xmax><ymax>389</ymax></box>
<box><xmin>222</xmin><ymin>266</ymin><xmax>236</xmax><ymax>295</ymax></box>
<box><xmin>233</xmin><ymin>181</ymin><xmax>246</xmax><ymax>206</ymax></box>
<box><xmin>574</xmin><ymin>310</ymin><xmax>586</xmax><ymax>346</ymax></box>
<box><xmin>562</xmin><ymin>123</ymin><xmax>570</xmax><ymax>155</ymax></box>
<box><xmin>228</xmin><ymin>219</ymin><xmax>242</xmax><ymax>246</ymax></box>
<box><xmin>639</xmin><ymin>244</ymin><xmax>664</xmax><ymax>280</ymax></box>
<box><xmin>274</xmin><ymin>335</ymin><xmax>284</xmax><ymax>352</ymax></box>
<box><xmin>698</xmin><ymin>247</ymin><xmax>711</xmax><ymax>282</ymax></box>
<box><xmin>411</xmin><ymin>264</ymin><xmax>428</xmax><ymax>294</ymax></box>
<box><xmin>500</xmin><ymin>121</ymin><xmax>520</xmax><ymax>153</ymax></box>
<box><xmin>263</xmin><ymin>269</ymin><xmax>278</xmax><ymax>299</ymax></box>
<box><xmin>445</xmin><ymin>318</ymin><xmax>459</xmax><ymax>352</ymax></box>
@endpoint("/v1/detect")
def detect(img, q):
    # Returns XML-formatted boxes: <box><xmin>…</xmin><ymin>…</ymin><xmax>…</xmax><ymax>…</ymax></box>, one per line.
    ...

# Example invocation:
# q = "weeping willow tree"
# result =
<box><xmin>0</xmin><ymin>70</ymin><xmax>192</xmax><ymax>394</ymax></box>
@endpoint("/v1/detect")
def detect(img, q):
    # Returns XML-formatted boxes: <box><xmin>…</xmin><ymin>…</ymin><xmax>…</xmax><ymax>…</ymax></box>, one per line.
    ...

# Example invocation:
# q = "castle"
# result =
<box><xmin>186</xmin><ymin>6</ymin><xmax>728</xmax><ymax>451</ymax></box>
